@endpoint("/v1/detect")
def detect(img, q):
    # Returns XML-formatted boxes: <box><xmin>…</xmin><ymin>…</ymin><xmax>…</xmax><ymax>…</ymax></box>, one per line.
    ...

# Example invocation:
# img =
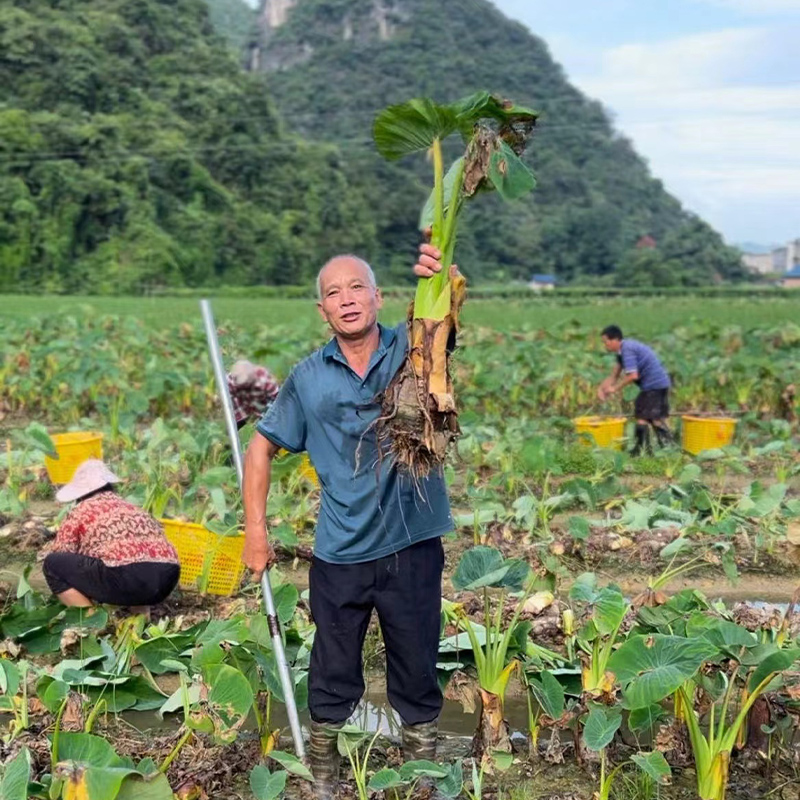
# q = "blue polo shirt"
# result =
<box><xmin>256</xmin><ymin>322</ymin><xmax>453</xmax><ymax>564</ymax></box>
<box><xmin>619</xmin><ymin>339</ymin><xmax>671</xmax><ymax>392</ymax></box>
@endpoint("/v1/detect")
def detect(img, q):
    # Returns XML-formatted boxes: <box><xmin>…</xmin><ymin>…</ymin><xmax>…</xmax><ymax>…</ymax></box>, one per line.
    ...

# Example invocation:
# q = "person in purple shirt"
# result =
<box><xmin>597</xmin><ymin>325</ymin><xmax>674</xmax><ymax>455</ymax></box>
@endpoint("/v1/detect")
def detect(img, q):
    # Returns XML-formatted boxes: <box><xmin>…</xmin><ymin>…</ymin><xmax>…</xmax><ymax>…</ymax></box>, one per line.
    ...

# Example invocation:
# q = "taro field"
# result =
<box><xmin>0</xmin><ymin>296</ymin><xmax>799</xmax><ymax>800</ymax></box>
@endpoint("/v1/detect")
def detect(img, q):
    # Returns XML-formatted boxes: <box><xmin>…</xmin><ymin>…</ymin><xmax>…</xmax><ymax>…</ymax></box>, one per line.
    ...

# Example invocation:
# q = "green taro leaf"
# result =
<box><xmin>373</xmin><ymin>98</ymin><xmax>459</xmax><ymax>159</ymax></box>
<box><xmin>488</xmin><ymin>140</ymin><xmax>536</xmax><ymax>201</ymax></box>
<box><xmin>568</xmin><ymin>516</ymin><xmax>591</xmax><ymax>541</ymax></box>
<box><xmin>569</xmin><ymin>572</ymin><xmax>599</xmax><ymax>604</ymax></box>
<box><xmin>529</xmin><ymin>669</ymin><xmax>565</xmax><ymax>720</ymax></box>
<box><xmin>398</xmin><ymin>761</ymin><xmax>449</xmax><ymax>781</ymax></box>
<box><xmin>273</xmin><ymin>582</ymin><xmax>300</xmax><ymax>626</ymax></box>
<box><xmin>268</xmin><ymin>751</ymin><xmax>314</xmax><ymax>782</ymax></box>
<box><xmin>608</xmin><ymin>635</ymin><xmax>716</xmax><ymax>709</ymax></box>
<box><xmin>249</xmin><ymin>765</ymin><xmax>287</xmax><ymax>800</ymax></box>
<box><xmin>368</xmin><ymin>769</ymin><xmax>404</xmax><ymax>791</ymax></box>
<box><xmin>452</xmin><ymin>546</ymin><xmax>509</xmax><ymax>591</ymax></box>
<box><xmin>748</xmin><ymin>648</ymin><xmax>800</xmax><ymax>692</ymax></box>
<box><xmin>582</xmin><ymin>707</ymin><xmax>621</xmax><ymax>752</ymax></box>
<box><xmin>134</xmin><ymin>634</ymin><xmax>193</xmax><ymax>674</ymax></box>
<box><xmin>435</xmin><ymin>761</ymin><xmax>463</xmax><ymax>799</ymax></box>
<box><xmin>0</xmin><ymin>747</ymin><xmax>30</xmax><ymax>800</ymax></box>
<box><xmin>628</xmin><ymin>704</ymin><xmax>669</xmax><ymax>734</ymax></box>
<box><xmin>631</xmin><ymin>751</ymin><xmax>671</xmax><ymax>784</ymax></box>
<box><xmin>114</xmin><ymin>772</ymin><xmax>174</xmax><ymax>800</ymax></box>
<box><xmin>592</xmin><ymin>587</ymin><xmax>628</xmax><ymax>636</ymax></box>
<box><xmin>0</xmin><ymin>659</ymin><xmax>20</xmax><ymax>696</ymax></box>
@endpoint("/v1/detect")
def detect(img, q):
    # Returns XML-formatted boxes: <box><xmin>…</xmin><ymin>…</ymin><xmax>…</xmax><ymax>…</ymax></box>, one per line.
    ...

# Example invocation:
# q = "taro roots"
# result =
<box><xmin>372</xmin><ymin>92</ymin><xmax>538</xmax><ymax>477</ymax></box>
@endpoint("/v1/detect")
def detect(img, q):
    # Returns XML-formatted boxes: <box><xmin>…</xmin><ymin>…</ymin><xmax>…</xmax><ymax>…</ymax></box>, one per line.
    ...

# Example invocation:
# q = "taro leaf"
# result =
<box><xmin>452</xmin><ymin>546</ymin><xmax>509</xmax><ymax>591</ymax></box>
<box><xmin>271</xmin><ymin>521</ymin><xmax>298</xmax><ymax>548</ymax></box>
<box><xmin>336</xmin><ymin>725</ymin><xmax>372</xmax><ymax>758</ymax></box>
<box><xmin>0</xmin><ymin>659</ymin><xmax>20</xmax><ymax>696</ymax></box>
<box><xmin>686</xmin><ymin>616</ymin><xmax>757</xmax><ymax>653</ymax></box>
<box><xmin>631</xmin><ymin>751</ymin><xmax>671</xmax><ymax>784</ymax></box>
<box><xmin>398</xmin><ymin>761</ymin><xmax>449</xmax><ymax>781</ymax></box>
<box><xmin>435</xmin><ymin>760</ymin><xmax>463</xmax><ymax>799</ymax></box>
<box><xmin>0</xmin><ymin>602</ymin><xmax>63</xmax><ymax>639</ymax></box>
<box><xmin>748</xmin><ymin>648</ymin><xmax>800</xmax><ymax>692</ymax></box>
<box><xmin>451</xmin><ymin>91</ymin><xmax>538</xmax><ymax>128</ymax></box>
<box><xmin>738</xmin><ymin>483</ymin><xmax>786</xmax><ymax>517</ymax></box>
<box><xmin>568</xmin><ymin>516</ymin><xmax>591</xmax><ymax>541</ymax></box>
<box><xmin>55</xmin><ymin>764</ymin><xmax>137</xmax><ymax>800</ymax></box>
<box><xmin>159</xmin><ymin>681</ymin><xmax>202</xmax><ymax>717</ymax></box>
<box><xmin>608</xmin><ymin>635</ymin><xmax>717</xmax><ymax>709</ymax></box>
<box><xmin>500</xmin><ymin>559</ymin><xmax>530</xmax><ymax>591</ymax></box>
<box><xmin>420</xmin><ymin>158</ymin><xmax>465</xmax><ymax>230</ymax></box>
<box><xmin>488</xmin><ymin>140</ymin><xmax>536</xmax><ymax>201</ymax></box>
<box><xmin>114</xmin><ymin>771</ymin><xmax>174</xmax><ymax>800</ymax></box>
<box><xmin>56</xmin><ymin>732</ymin><xmax>122</xmax><ymax>767</ymax></box>
<box><xmin>529</xmin><ymin>669</ymin><xmax>565</xmax><ymax>720</ymax></box>
<box><xmin>373</xmin><ymin>98</ymin><xmax>459</xmax><ymax>159</ymax></box>
<box><xmin>135</xmin><ymin>758</ymin><xmax>159</xmax><ymax>777</ymax></box>
<box><xmin>52</xmin><ymin>655</ymin><xmax>106</xmax><ymax>682</ymax></box>
<box><xmin>23</xmin><ymin>422</ymin><xmax>57</xmax><ymax>457</ymax></box>
<box><xmin>249</xmin><ymin>765</ymin><xmax>287</xmax><ymax>800</ymax></box>
<box><xmin>0</xmin><ymin>746</ymin><xmax>30</xmax><ymax>800</ymax></box>
<box><xmin>273</xmin><ymin>583</ymin><xmax>299</xmax><ymax>626</ymax></box>
<box><xmin>628</xmin><ymin>704</ymin><xmax>668</xmax><ymax>734</ymax></box>
<box><xmin>582</xmin><ymin>706</ymin><xmax>621</xmax><ymax>752</ymax></box>
<box><xmin>268</xmin><ymin>751</ymin><xmax>314</xmax><ymax>782</ymax></box>
<box><xmin>196</xmin><ymin>617</ymin><xmax>248</xmax><ymax>648</ymax></box>
<box><xmin>134</xmin><ymin>634</ymin><xmax>193</xmax><ymax>674</ymax></box>
<box><xmin>660</xmin><ymin>537</ymin><xmax>692</xmax><ymax>559</ymax></box>
<box><xmin>368</xmin><ymin>769</ymin><xmax>404</xmax><ymax>791</ymax></box>
<box><xmin>205</xmin><ymin>663</ymin><xmax>254</xmax><ymax>738</ymax></box>
<box><xmin>569</xmin><ymin>572</ymin><xmax>599</xmax><ymax>604</ymax></box>
<box><xmin>38</xmin><ymin>677</ymin><xmax>69</xmax><ymax>713</ymax></box>
<box><xmin>123</xmin><ymin>676</ymin><xmax>167</xmax><ymax>711</ymax></box>
<box><xmin>592</xmin><ymin>587</ymin><xmax>627</xmax><ymax>637</ymax></box>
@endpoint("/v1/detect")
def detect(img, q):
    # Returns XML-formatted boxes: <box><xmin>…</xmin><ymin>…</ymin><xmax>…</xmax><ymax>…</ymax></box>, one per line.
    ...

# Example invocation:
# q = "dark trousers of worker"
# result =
<box><xmin>308</xmin><ymin>536</ymin><xmax>444</xmax><ymax>726</ymax></box>
<box><xmin>43</xmin><ymin>552</ymin><xmax>180</xmax><ymax>606</ymax></box>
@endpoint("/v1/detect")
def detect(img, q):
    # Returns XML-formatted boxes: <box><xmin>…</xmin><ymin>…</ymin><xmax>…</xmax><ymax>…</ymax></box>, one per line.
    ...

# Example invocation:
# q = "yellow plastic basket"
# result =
<box><xmin>160</xmin><ymin>519</ymin><xmax>245</xmax><ymax>596</ymax></box>
<box><xmin>44</xmin><ymin>432</ymin><xmax>104</xmax><ymax>484</ymax></box>
<box><xmin>573</xmin><ymin>416</ymin><xmax>627</xmax><ymax>450</ymax></box>
<box><xmin>299</xmin><ymin>453</ymin><xmax>319</xmax><ymax>487</ymax></box>
<box><xmin>681</xmin><ymin>415</ymin><xmax>737</xmax><ymax>455</ymax></box>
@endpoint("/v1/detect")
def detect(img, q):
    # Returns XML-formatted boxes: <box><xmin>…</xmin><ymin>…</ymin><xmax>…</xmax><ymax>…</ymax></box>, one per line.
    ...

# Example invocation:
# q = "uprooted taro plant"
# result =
<box><xmin>372</xmin><ymin>92</ymin><xmax>538</xmax><ymax>477</ymax></box>
<box><xmin>443</xmin><ymin>545</ymin><xmax>562</xmax><ymax>756</ymax></box>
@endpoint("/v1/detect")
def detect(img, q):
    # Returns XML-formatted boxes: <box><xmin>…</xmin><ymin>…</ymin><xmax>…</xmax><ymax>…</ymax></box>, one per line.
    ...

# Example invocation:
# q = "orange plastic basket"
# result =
<box><xmin>45</xmin><ymin>432</ymin><xmax>104</xmax><ymax>484</ymax></box>
<box><xmin>681</xmin><ymin>415</ymin><xmax>737</xmax><ymax>455</ymax></box>
<box><xmin>573</xmin><ymin>416</ymin><xmax>627</xmax><ymax>450</ymax></box>
<box><xmin>160</xmin><ymin>519</ymin><xmax>245</xmax><ymax>596</ymax></box>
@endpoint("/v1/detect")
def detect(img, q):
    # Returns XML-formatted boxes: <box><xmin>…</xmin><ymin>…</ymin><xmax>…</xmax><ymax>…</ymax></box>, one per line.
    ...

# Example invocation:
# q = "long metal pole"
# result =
<box><xmin>200</xmin><ymin>299</ymin><xmax>306</xmax><ymax>758</ymax></box>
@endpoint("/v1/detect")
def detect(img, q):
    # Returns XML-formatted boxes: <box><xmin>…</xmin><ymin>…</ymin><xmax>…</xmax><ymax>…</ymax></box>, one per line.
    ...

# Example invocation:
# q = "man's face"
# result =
<box><xmin>601</xmin><ymin>335</ymin><xmax>621</xmax><ymax>353</ymax></box>
<box><xmin>317</xmin><ymin>257</ymin><xmax>383</xmax><ymax>340</ymax></box>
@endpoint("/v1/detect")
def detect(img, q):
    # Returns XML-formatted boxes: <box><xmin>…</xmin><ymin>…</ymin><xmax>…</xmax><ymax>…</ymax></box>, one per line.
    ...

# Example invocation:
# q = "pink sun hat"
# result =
<box><xmin>55</xmin><ymin>459</ymin><xmax>122</xmax><ymax>503</ymax></box>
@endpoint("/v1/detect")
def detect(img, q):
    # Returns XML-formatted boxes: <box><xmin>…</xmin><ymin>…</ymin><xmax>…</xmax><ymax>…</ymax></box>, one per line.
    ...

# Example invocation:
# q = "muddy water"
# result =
<box><xmin>125</xmin><ymin>673</ymin><xmax>528</xmax><ymax>741</ymax></box>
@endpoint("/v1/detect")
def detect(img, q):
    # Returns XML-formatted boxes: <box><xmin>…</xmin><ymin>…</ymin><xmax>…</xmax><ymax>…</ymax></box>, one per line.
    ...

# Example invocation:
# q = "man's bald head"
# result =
<box><xmin>316</xmin><ymin>255</ymin><xmax>376</xmax><ymax>300</ymax></box>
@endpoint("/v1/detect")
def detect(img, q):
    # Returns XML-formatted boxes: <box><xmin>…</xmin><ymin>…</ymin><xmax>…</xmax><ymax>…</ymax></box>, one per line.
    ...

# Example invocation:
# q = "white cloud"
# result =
<box><xmin>563</xmin><ymin>26</ymin><xmax>800</xmax><ymax>241</ymax></box>
<box><xmin>697</xmin><ymin>0</ymin><xmax>800</xmax><ymax>13</ymax></box>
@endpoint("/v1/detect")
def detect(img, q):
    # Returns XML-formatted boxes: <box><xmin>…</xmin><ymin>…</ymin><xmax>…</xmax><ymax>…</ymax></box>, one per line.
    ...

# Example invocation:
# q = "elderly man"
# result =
<box><xmin>243</xmin><ymin>245</ymin><xmax>454</xmax><ymax>797</ymax></box>
<box><xmin>597</xmin><ymin>324</ymin><xmax>673</xmax><ymax>455</ymax></box>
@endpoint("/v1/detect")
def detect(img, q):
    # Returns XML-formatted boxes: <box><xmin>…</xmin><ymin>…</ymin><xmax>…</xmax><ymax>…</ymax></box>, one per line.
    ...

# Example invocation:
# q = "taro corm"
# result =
<box><xmin>372</xmin><ymin>92</ymin><xmax>538</xmax><ymax>477</ymax></box>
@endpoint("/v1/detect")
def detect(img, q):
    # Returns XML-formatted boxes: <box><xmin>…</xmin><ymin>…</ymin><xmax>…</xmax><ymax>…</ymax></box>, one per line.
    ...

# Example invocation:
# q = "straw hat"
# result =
<box><xmin>55</xmin><ymin>459</ymin><xmax>121</xmax><ymax>503</ymax></box>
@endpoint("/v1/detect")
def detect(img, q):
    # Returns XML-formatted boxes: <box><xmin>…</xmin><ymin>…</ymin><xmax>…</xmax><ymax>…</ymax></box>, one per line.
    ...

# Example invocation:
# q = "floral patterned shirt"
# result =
<box><xmin>50</xmin><ymin>492</ymin><xmax>179</xmax><ymax>568</ymax></box>
<box><xmin>227</xmin><ymin>365</ymin><xmax>280</xmax><ymax>425</ymax></box>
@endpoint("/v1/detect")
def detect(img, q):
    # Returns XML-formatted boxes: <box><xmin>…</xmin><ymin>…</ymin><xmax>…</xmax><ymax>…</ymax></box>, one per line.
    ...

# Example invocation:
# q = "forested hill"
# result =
<box><xmin>251</xmin><ymin>0</ymin><xmax>744</xmax><ymax>285</ymax></box>
<box><xmin>0</xmin><ymin>0</ymin><xmax>376</xmax><ymax>293</ymax></box>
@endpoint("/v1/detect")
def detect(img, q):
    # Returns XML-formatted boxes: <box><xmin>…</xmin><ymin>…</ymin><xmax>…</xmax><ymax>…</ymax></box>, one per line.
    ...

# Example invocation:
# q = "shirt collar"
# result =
<box><xmin>322</xmin><ymin>323</ymin><xmax>396</xmax><ymax>365</ymax></box>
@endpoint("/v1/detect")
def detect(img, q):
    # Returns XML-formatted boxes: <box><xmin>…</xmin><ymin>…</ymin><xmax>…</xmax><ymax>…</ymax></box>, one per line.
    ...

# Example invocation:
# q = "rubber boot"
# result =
<box><xmin>653</xmin><ymin>423</ymin><xmax>674</xmax><ymax>448</ymax></box>
<box><xmin>309</xmin><ymin>721</ymin><xmax>342</xmax><ymax>800</ymax></box>
<box><xmin>402</xmin><ymin>720</ymin><xmax>438</xmax><ymax>762</ymax></box>
<box><xmin>630</xmin><ymin>423</ymin><xmax>651</xmax><ymax>457</ymax></box>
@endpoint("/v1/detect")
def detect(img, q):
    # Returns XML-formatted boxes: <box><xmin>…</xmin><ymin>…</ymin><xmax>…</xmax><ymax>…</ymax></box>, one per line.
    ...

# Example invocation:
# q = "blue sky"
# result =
<box><xmin>492</xmin><ymin>0</ymin><xmax>800</xmax><ymax>246</ymax></box>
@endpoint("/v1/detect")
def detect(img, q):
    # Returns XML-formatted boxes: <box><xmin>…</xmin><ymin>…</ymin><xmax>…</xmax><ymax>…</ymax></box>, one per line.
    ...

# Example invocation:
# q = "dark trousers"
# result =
<box><xmin>43</xmin><ymin>552</ymin><xmax>180</xmax><ymax>606</ymax></box>
<box><xmin>308</xmin><ymin>536</ymin><xmax>444</xmax><ymax>726</ymax></box>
